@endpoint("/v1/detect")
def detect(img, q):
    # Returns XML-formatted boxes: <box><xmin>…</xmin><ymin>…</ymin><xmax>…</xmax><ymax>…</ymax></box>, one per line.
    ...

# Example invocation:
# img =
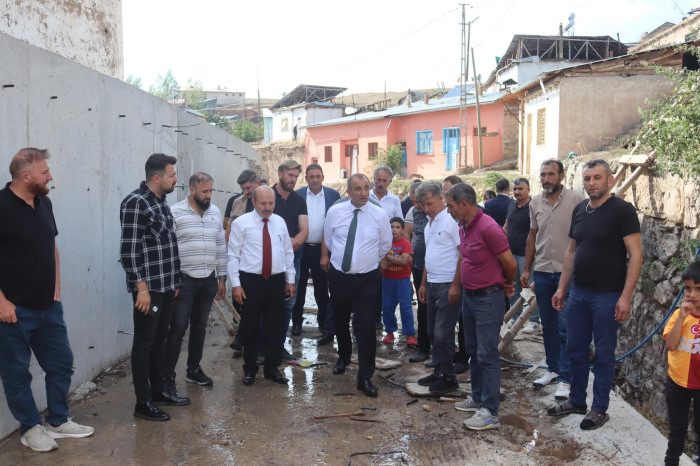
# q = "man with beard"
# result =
<box><xmin>549</xmin><ymin>159</ymin><xmax>642</xmax><ymax>430</ymax></box>
<box><xmin>0</xmin><ymin>148</ymin><xmax>94</xmax><ymax>451</ymax></box>
<box><xmin>163</xmin><ymin>173</ymin><xmax>227</xmax><ymax>392</ymax></box>
<box><xmin>272</xmin><ymin>160</ymin><xmax>308</xmax><ymax>360</ymax></box>
<box><xmin>228</xmin><ymin>186</ymin><xmax>295</xmax><ymax>385</ymax></box>
<box><xmin>521</xmin><ymin>160</ymin><xmax>584</xmax><ymax>400</ymax></box>
<box><xmin>322</xmin><ymin>174</ymin><xmax>392</xmax><ymax>397</ymax></box>
<box><xmin>120</xmin><ymin>153</ymin><xmax>188</xmax><ymax>422</ymax></box>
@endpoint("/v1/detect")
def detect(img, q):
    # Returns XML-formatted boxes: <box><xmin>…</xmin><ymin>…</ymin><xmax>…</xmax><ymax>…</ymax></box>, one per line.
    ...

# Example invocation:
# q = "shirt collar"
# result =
<box><xmin>459</xmin><ymin>208</ymin><xmax>484</xmax><ymax>230</ymax></box>
<box><xmin>308</xmin><ymin>187</ymin><xmax>324</xmax><ymax>198</ymax></box>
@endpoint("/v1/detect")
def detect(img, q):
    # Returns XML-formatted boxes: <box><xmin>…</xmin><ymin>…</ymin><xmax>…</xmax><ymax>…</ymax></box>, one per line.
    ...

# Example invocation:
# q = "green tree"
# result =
<box><xmin>125</xmin><ymin>74</ymin><xmax>142</xmax><ymax>89</ymax></box>
<box><xmin>149</xmin><ymin>70</ymin><xmax>179</xmax><ymax>100</ymax></box>
<box><xmin>232</xmin><ymin>120</ymin><xmax>262</xmax><ymax>143</ymax></box>
<box><xmin>639</xmin><ymin>45</ymin><xmax>700</xmax><ymax>179</ymax></box>
<box><xmin>375</xmin><ymin>144</ymin><xmax>403</xmax><ymax>175</ymax></box>
<box><xmin>201</xmin><ymin>110</ymin><xmax>231</xmax><ymax>132</ymax></box>
<box><xmin>182</xmin><ymin>78</ymin><xmax>206</xmax><ymax>110</ymax></box>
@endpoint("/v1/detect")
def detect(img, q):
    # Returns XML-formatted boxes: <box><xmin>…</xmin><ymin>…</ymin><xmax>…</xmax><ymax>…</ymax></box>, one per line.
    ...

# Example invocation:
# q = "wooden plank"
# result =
<box><xmin>212</xmin><ymin>300</ymin><xmax>236</xmax><ymax>336</ymax></box>
<box><xmin>222</xmin><ymin>295</ymin><xmax>241</xmax><ymax>323</ymax></box>
<box><xmin>614</xmin><ymin>151</ymin><xmax>657</xmax><ymax>197</ymax></box>
<box><xmin>618</xmin><ymin>152</ymin><xmax>656</xmax><ymax>166</ymax></box>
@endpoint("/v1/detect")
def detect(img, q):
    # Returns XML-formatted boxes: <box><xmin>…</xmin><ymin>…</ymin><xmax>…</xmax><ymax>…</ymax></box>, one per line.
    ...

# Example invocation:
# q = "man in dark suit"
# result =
<box><xmin>292</xmin><ymin>164</ymin><xmax>340</xmax><ymax>345</ymax></box>
<box><xmin>484</xmin><ymin>178</ymin><xmax>512</xmax><ymax>227</ymax></box>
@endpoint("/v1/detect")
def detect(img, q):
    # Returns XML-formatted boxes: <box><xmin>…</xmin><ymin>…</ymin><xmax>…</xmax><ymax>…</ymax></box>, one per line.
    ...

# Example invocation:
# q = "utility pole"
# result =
<box><xmin>459</xmin><ymin>5</ymin><xmax>478</xmax><ymax>170</ymax></box>
<box><xmin>472</xmin><ymin>48</ymin><xmax>483</xmax><ymax>169</ymax></box>
<box><xmin>256</xmin><ymin>69</ymin><xmax>262</xmax><ymax>131</ymax></box>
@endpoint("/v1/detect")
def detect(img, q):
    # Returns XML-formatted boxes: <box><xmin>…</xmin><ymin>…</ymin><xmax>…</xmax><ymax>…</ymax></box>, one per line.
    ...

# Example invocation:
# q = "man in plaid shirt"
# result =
<box><xmin>120</xmin><ymin>153</ymin><xmax>187</xmax><ymax>422</ymax></box>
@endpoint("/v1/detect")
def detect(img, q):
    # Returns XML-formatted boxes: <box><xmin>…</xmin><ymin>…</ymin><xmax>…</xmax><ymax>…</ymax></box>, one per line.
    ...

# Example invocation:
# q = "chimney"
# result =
<box><xmin>424</xmin><ymin>94</ymin><xmax>429</xmax><ymax>105</ymax></box>
<box><xmin>405</xmin><ymin>89</ymin><xmax>412</xmax><ymax>108</ymax></box>
<box><xmin>479</xmin><ymin>85</ymin><xmax>483</xmax><ymax>96</ymax></box>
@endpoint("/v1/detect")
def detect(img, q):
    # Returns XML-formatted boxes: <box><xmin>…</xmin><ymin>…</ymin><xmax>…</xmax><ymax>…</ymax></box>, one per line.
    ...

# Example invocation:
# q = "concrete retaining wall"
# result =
<box><xmin>0</xmin><ymin>31</ymin><xmax>259</xmax><ymax>438</ymax></box>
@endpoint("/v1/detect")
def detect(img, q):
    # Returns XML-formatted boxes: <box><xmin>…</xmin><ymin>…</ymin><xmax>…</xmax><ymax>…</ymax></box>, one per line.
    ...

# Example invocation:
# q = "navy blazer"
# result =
<box><xmin>296</xmin><ymin>186</ymin><xmax>341</xmax><ymax>213</ymax></box>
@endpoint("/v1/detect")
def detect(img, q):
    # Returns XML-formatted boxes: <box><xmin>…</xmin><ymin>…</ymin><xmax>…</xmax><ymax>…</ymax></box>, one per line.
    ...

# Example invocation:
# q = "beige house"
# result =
<box><xmin>503</xmin><ymin>43</ymin><xmax>698</xmax><ymax>174</ymax></box>
<box><xmin>631</xmin><ymin>10</ymin><xmax>700</xmax><ymax>52</ymax></box>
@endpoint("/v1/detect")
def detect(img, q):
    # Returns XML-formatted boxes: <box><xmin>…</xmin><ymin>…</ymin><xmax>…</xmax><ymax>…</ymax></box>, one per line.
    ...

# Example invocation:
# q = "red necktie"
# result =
<box><xmin>262</xmin><ymin>218</ymin><xmax>271</xmax><ymax>279</ymax></box>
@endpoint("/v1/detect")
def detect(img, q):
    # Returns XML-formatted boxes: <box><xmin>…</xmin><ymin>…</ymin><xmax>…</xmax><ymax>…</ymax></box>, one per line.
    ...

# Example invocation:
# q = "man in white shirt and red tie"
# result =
<box><xmin>228</xmin><ymin>186</ymin><xmax>295</xmax><ymax>386</ymax></box>
<box><xmin>322</xmin><ymin>173</ymin><xmax>392</xmax><ymax>397</ymax></box>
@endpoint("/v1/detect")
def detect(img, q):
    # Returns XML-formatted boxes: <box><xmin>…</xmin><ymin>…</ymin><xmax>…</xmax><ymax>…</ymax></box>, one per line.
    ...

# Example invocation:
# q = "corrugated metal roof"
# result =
<box><xmin>304</xmin><ymin>92</ymin><xmax>505</xmax><ymax>129</ymax></box>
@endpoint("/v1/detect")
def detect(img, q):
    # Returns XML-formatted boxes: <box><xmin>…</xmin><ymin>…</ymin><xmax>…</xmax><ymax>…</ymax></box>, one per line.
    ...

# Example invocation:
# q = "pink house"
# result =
<box><xmin>304</xmin><ymin>93</ymin><xmax>511</xmax><ymax>183</ymax></box>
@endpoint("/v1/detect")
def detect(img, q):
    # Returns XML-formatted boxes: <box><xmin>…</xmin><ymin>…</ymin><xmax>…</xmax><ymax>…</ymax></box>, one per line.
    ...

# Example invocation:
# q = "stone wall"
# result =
<box><xmin>257</xmin><ymin>142</ymin><xmax>306</xmax><ymax>187</ymax></box>
<box><xmin>562</xmin><ymin>156</ymin><xmax>700</xmax><ymax>418</ymax></box>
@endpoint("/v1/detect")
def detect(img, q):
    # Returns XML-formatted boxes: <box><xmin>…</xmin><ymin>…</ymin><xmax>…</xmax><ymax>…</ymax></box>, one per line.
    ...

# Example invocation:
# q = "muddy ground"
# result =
<box><xmin>0</xmin><ymin>290</ymin><xmax>692</xmax><ymax>465</ymax></box>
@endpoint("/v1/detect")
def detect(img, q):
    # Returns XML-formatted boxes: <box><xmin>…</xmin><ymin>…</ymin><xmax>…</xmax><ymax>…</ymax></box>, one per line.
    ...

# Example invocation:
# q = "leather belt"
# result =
<box><xmin>463</xmin><ymin>285</ymin><xmax>502</xmax><ymax>297</ymax></box>
<box><xmin>305</xmin><ymin>243</ymin><xmax>321</xmax><ymax>247</ymax></box>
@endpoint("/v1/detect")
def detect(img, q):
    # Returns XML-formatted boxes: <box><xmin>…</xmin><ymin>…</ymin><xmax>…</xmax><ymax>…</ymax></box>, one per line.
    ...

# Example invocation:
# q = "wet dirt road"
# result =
<box><xmin>0</xmin><ymin>297</ymin><xmax>690</xmax><ymax>465</ymax></box>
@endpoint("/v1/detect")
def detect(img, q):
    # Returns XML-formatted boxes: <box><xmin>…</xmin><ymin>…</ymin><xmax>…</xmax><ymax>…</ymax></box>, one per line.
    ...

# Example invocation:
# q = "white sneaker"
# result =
<box><xmin>533</xmin><ymin>371</ymin><xmax>559</xmax><ymax>387</ymax></box>
<box><xmin>522</xmin><ymin>321</ymin><xmax>540</xmax><ymax>334</ymax></box>
<box><xmin>455</xmin><ymin>395</ymin><xmax>481</xmax><ymax>412</ymax></box>
<box><xmin>463</xmin><ymin>407</ymin><xmax>500</xmax><ymax>430</ymax></box>
<box><xmin>45</xmin><ymin>417</ymin><xmax>94</xmax><ymax>438</ymax></box>
<box><xmin>20</xmin><ymin>425</ymin><xmax>58</xmax><ymax>452</ymax></box>
<box><xmin>555</xmin><ymin>382</ymin><xmax>570</xmax><ymax>400</ymax></box>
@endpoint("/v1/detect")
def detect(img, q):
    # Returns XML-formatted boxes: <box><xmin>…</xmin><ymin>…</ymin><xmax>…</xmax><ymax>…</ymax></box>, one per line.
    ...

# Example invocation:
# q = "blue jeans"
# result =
<box><xmin>382</xmin><ymin>277</ymin><xmax>415</xmax><ymax>335</ymax></box>
<box><xmin>533</xmin><ymin>271</ymin><xmax>570</xmax><ymax>383</ymax></box>
<box><xmin>462</xmin><ymin>289</ymin><xmax>505</xmax><ymax>416</ymax></box>
<box><xmin>164</xmin><ymin>273</ymin><xmax>218</xmax><ymax>383</ymax></box>
<box><xmin>566</xmin><ymin>284</ymin><xmax>620</xmax><ymax>412</ymax></box>
<box><xmin>0</xmin><ymin>301</ymin><xmax>74</xmax><ymax>433</ymax></box>
<box><xmin>511</xmin><ymin>255</ymin><xmax>539</xmax><ymax>321</ymax></box>
<box><xmin>427</xmin><ymin>282</ymin><xmax>461</xmax><ymax>380</ymax></box>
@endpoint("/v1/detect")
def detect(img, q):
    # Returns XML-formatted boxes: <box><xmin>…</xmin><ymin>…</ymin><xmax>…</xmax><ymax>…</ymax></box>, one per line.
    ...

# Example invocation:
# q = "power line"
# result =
<box><xmin>669</xmin><ymin>0</ymin><xmax>687</xmax><ymax>18</ymax></box>
<box><xmin>474</xmin><ymin>0</ymin><xmax>518</xmax><ymax>48</ymax></box>
<box><xmin>330</xmin><ymin>7</ymin><xmax>458</xmax><ymax>74</ymax></box>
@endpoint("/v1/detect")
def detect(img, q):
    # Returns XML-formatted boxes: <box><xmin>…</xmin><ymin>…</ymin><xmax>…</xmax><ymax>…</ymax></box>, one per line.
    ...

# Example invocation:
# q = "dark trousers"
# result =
<box><xmin>239</xmin><ymin>272</ymin><xmax>286</xmax><ymax>373</ymax></box>
<box><xmin>329</xmin><ymin>266</ymin><xmax>380</xmax><ymax>379</ymax></box>
<box><xmin>0</xmin><ymin>301</ymin><xmax>73</xmax><ymax>434</ymax></box>
<box><xmin>665</xmin><ymin>376</ymin><xmax>700</xmax><ymax>466</ymax></box>
<box><xmin>132</xmin><ymin>291</ymin><xmax>175</xmax><ymax>403</ymax></box>
<box><xmin>164</xmin><ymin>273</ymin><xmax>218</xmax><ymax>383</ymax></box>
<box><xmin>292</xmin><ymin>243</ymin><xmax>334</xmax><ymax>335</ymax></box>
<box><xmin>426</xmin><ymin>282</ymin><xmax>461</xmax><ymax>380</ymax></box>
<box><xmin>412</xmin><ymin>267</ymin><xmax>430</xmax><ymax>353</ymax></box>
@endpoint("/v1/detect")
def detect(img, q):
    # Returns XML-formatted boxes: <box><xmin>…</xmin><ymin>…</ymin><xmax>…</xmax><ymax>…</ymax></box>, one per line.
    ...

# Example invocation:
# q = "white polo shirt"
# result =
<box><xmin>324</xmin><ymin>199</ymin><xmax>392</xmax><ymax>274</ymax></box>
<box><xmin>424</xmin><ymin>207</ymin><xmax>461</xmax><ymax>283</ymax></box>
<box><xmin>370</xmin><ymin>188</ymin><xmax>403</xmax><ymax>219</ymax></box>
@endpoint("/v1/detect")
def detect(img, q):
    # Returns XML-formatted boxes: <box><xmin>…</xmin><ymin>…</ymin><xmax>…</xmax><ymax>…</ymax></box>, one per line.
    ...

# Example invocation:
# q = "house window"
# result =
<box><xmin>324</xmin><ymin>146</ymin><xmax>332</xmax><ymax>163</ymax></box>
<box><xmin>281</xmin><ymin>117</ymin><xmax>289</xmax><ymax>132</ymax></box>
<box><xmin>312</xmin><ymin>157</ymin><xmax>319</xmax><ymax>164</ymax></box>
<box><xmin>416</xmin><ymin>130</ymin><xmax>433</xmax><ymax>155</ymax></box>
<box><xmin>473</xmin><ymin>127</ymin><xmax>487</xmax><ymax>136</ymax></box>
<box><xmin>368</xmin><ymin>142</ymin><xmax>378</xmax><ymax>159</ymax></box>
<box><xmin>536</xmin><ymin>108</ymin><xmax>546</xmax><ymax>145</ymax></box>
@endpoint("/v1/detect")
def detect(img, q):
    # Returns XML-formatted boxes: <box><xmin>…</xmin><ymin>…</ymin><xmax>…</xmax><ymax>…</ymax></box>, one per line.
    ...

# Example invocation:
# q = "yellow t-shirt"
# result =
<box><xmin>663</xmin><ymin>309</ymin><xmax>700</xmax><ymax>389</ymax></box>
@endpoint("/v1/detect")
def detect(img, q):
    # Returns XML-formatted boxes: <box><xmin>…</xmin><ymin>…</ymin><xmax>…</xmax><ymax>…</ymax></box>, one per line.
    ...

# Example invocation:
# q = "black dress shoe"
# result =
<box><xmin>428</xmin><ymin>377</ymin><xmax>459</xmax><ymax>395</ymax></box>
<box><xmin>357</xmin><ymin>378</ymin><xmax>378</xmax><ymax>397</ymax></box>
<box><xmin>317</xmin><ymin>334</ymin><xmax>334</xmax><ymax>346</ymax></box>
<box><xmin>291</xmin><ymin>324</ymin><xmax>302</xmax><ymax>336</ymax></box>
<box><xmin>152</xmin><ymin>391</ymin><xmax>190</xmax><ymax>406</ymax></box>
<box><xmin>454</xmin><ymin>362</ymin><xmax>467</xmax><ymax>375</ymax></box>
<box><xmin>134</xmin><ymin>401</ymin><xmax>170</xmax><ymax>421</ymax></box>
<box><xmin>242</xmin><ymin>372</ymin><xmax>256</xmax><ymax>385</ymax></box>
<box><xmin>263</xmin><ymin>369</ymin><xmax>289</xmax><ymax>384</ymax></box>
<box><xmin>409</xmin><ymin>349</ymin><xmax>429</xmax><ymax>363</ymax></box>
<box><xmin>333</xmin><ymin>358</ymin><xmax>349</xmax><ymax>374</ymax></box>
<box><xmin>418</xmin><ymin>373</ymin><xmax>440</xmax><ymax>387</ymax></box>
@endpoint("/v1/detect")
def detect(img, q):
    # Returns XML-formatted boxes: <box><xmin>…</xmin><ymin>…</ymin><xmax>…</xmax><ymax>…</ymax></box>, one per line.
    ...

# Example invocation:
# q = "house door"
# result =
<box><xmin>445</xmin><ymin>128</ymin><xmax>459</xmax><ymax>171</ymax></box>
<box><xmin>349</xmin><ymin>144</ymin><xmax>358</xmax><ymax>174</ymax></box>
<box><xmin>398</xmin><ymin>142</ymin><xmax>407</xmax><ymax>177</ymax></box>
<box><xmin>526</xmin><ymin>114</ymin><xmax>532</xmax><ymax>174</ymax></box>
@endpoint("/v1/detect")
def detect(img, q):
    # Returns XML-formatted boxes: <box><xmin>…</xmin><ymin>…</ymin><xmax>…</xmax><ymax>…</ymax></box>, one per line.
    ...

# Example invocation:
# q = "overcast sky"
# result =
<box><xmin>122</xmin><ymin>0</ymin><xmax>696</xmax><ymax>99</ymax></box>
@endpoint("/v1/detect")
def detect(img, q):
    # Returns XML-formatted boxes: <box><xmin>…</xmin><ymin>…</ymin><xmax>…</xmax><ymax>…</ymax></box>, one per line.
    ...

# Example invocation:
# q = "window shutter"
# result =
<box><xmin>442</xmin><ymin>128</ymin><xmax>447</xmax><ymax>154</ymax></box>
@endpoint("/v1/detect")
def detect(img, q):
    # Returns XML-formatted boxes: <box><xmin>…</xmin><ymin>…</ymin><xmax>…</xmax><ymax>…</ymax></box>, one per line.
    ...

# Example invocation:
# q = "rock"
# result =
<box><xmin>653</xmin><ymin>280</ymin><xmax>674</xmax><ymax>307</ymax></box>
<box><xmin>422</xmin><ymin>405</ymin><xmax>432</xmax><ymax>412</ymax></box>
<box><xmin>656</xmin><ymin>230</ymin><xmax>680</xmax><ymax>264</ymax></box>
<box><xmin>648</xmin><ymin>261</ymin><xmax>665</xmax><ymax>281</ymax></box>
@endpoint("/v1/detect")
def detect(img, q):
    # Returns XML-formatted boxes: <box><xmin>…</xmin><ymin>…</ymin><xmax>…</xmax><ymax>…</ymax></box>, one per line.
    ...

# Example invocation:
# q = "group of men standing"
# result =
<box><xmin>0</xmin><ymin>146</ymin><xmax>644</xmax><ymax>453</ymax></box>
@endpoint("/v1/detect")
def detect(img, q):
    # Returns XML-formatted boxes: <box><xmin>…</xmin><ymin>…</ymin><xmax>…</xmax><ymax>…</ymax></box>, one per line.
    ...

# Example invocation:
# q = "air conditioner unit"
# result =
<box><xmin>339</xmin><ymin>169</ymin><xmax>348</xmax><ymax>179</ymax></box>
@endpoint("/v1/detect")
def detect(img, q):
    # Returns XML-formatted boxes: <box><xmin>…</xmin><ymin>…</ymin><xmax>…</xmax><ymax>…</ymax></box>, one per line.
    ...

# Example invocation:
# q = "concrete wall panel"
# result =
<box><xmin>0</xmin><ymin>31</ymin><xmax>258</xmax><ymax>438</ymax></box>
